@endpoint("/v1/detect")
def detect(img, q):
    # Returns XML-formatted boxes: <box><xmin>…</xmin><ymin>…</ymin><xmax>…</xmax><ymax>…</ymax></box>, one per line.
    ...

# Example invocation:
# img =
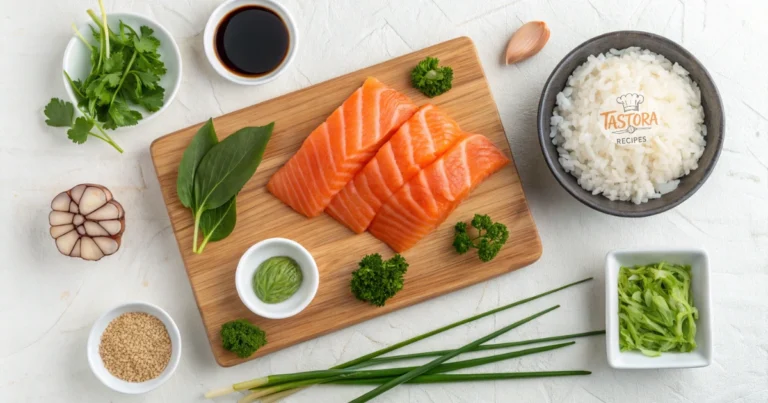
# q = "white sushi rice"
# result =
<box><xmin>550</xmin><ymin>47</ymin><xmax>706</xmax><ymax>204</ymax></box>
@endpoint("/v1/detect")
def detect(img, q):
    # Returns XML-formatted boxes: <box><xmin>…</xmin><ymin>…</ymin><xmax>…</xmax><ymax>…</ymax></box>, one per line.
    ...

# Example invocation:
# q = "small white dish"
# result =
<box><xmin>87</xmin><ymin>301</ymin><xmax>182</xmax><ymax>394</ymax></box>
<box><xmin>203</xmin><ymin>0</ymin><xmax>298</xmax><ymax>85</ymax></box>
<box><xmin>235</xmin><ymin>238</ymin><xmax>319</xmax><ymax>319</ymax></box>
<box><xmin>605</xmin><ymin>248</ymin><xmax>713</xmax><ymax>369</ymax></box>
<box><xmin>62</xmin><ymin>12</ymin><xmax>182</xmax><ymax>127</ymax></box>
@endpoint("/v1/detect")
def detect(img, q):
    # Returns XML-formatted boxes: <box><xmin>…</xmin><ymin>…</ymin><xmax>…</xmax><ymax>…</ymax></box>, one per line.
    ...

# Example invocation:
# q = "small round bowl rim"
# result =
<box><xmin>61</xmin><ymin>12</ymin><xmax>183</xmax><ymax>128</ymax></box>
<box><xmin>87</xmin><ymin>301</ymin><xmax>182</xmax><ymax>394</ymax></box>
<box><xmin>536</xmin><ymin>30</ymin><xmax>724</xmax><ymax>217</ymax></box>
<box><xmin>235</xmin><ymin>237</ymin><xmax>320</xmax><ymax>319</ymax></box>
<box><xmin>203</xmin><ymin>0</ymin><xmax>299</xmax><ymax>85</ymax></box>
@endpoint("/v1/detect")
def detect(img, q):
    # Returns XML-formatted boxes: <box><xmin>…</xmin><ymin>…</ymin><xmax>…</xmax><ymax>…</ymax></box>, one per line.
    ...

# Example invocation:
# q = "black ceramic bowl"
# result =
<box><xmin>537</xmin><ymin>31</ymin><xmax>724</xmax><ymax>217</ymax></box>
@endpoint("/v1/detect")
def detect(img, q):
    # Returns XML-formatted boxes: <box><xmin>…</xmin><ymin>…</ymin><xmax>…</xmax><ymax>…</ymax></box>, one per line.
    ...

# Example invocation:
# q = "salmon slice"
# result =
<box><xmin>267</xmin><ymin>77</ymin><xmax>418</xmax><ymax>217</ymax></box>
<box><xmin>326</xmin><ymin>104</ymin><xmax>465</xmax><ymax>233</ymax></box>
<box><xmin>369</xmin><ymin>134</ymin><xmax>509</xmax><ymax>252</ymax></box>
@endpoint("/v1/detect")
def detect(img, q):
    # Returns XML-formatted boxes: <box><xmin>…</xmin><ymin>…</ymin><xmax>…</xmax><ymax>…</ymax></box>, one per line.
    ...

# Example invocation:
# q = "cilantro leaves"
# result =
<box><xmin>44</xmin><ymin>99</ymin><xmax>75</xmax><ymax>127</ymax></box>
<box><xmin>43</xmin><ymin>98</ymin><xmax>123</xmax><ymax>152</ymax></box>
<box><xmin>43</xmin><ymin>1</ymin><xmax>167</xmax><ymax>153</ymax></box>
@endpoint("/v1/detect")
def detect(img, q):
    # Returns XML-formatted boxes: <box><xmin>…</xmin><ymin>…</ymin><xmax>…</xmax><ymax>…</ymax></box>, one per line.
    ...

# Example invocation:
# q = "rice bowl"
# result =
<box><xmin>550</xmin><ymin>47</ymin><xmax>707</xmax><ymax>204</ymax></box>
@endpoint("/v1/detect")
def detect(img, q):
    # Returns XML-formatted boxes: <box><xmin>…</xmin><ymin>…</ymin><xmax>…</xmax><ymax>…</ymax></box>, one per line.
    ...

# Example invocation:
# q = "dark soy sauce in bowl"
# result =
<box><xmin>214</xmin><ymin>6</ymin><xmax>290</xmax><ymax>77</ymax></box>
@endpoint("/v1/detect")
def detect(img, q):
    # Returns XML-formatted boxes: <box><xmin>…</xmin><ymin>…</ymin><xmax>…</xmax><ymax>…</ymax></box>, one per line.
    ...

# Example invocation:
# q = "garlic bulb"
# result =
<box><xmin>49</xmin><ymin>184</ymin><xmax>125</xmax><ymax>261</ymax></box>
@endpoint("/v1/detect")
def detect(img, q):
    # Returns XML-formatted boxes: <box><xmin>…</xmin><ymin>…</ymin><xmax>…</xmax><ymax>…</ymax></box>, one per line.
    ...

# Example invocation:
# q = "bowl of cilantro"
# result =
<box><xmin>59</xmin><ymin>3</ymin><xmax>181</xmax><ymax>150</ymax></box>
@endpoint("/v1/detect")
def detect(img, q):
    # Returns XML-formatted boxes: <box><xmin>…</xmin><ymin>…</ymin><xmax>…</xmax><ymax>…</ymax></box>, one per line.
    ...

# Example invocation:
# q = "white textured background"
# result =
<box><xmin>2</xmin><ymin>0</ymin><xmax>767</xmax><ymax>402</ymax></box>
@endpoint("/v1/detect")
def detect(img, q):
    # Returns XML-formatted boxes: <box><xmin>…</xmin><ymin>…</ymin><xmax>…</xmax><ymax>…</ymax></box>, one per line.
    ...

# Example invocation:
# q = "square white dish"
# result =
<box><xmin>605</xmin><ymin>248</ymin><xmax>713</xmax><ymax>369</ymax></box>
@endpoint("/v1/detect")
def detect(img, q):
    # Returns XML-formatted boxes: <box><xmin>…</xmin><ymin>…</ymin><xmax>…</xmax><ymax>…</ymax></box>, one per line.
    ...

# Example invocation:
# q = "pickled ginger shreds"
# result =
<box><xmin>551</xmin><ymin>47</ymin><xmax>706</xmax><ymax>204</ymax></box>
<box><xmin>617</xmin><ymin>262</ymin><xmax>699</xmax><ymax>356</ymax></box>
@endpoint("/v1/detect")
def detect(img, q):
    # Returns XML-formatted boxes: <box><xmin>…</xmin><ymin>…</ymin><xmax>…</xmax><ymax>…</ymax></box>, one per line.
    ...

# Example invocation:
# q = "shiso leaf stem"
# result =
<box><xmin>192</xmin><ymin>209</ymin><xmax>203</xmax><ymax>254</ymax></box>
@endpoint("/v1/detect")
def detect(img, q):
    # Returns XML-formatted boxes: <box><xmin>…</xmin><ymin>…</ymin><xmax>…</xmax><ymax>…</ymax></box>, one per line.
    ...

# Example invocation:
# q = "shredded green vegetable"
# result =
<box><xmin>618</xmin><ymin>262</ymin><xmax>699</xmax><ymax>356</ymax></box>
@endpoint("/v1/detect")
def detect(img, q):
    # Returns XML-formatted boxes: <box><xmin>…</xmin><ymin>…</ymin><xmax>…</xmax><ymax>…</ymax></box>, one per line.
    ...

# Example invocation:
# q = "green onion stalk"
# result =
<box><xmin>204</xmin><ymin>277</ymin><xmax>593</xmax><ymax>399</ymax></box>
<box><xmin>348</xmin><ymin>306</ymin><xmax>560</xmax><ymax>402</ymax></box>
<box><xmin>331</xmin><ymin>370</ymin><xmax>592</xmax><ymax>385</ymax></box>
<box><xmin>239</xmin><ymin>340</ymin><xmax>573</xmax><ymax>403</ymax></box>
<box><xmin>349</xmin><ymin>330</ymin><xmax>605</xmax><ymax>369</ymax></box>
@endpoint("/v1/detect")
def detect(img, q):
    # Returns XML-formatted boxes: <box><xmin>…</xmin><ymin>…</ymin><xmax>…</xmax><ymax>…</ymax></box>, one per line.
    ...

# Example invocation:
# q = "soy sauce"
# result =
<box><xmin>214</xmin><ymin>6</ymin><xmax>290</xmax><ymax>76</ymax></box>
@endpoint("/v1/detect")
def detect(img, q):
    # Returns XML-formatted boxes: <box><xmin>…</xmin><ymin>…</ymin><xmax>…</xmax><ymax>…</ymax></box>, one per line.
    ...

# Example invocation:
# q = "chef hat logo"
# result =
<box><xmin>616</xmin><ymin>93</ymin><xmax>644</xmax><ymax>112</ymax></box>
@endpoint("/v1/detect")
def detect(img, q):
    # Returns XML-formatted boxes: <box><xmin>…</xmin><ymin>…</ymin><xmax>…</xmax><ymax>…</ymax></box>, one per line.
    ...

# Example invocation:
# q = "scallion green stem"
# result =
<box><xmin>348</xmin><ymin>305</ymin><xmax>560</xmax><ymax>402</ymax></box>
<box><xmin>349</xmin><ymin>330</ymin><xmax>605</xmax><ymax>369</ymax></box>
<box><xmin>204</xmin><ymin>277</ymin><xmax>593</xmax><ymax>399</ymax></box>
<box><xmin>331</xmin><ymin>370</ymin><xmax>592</xmax><ymax>385</ymax></box>
<box><xmin>337</xmin><ymin>279</ymin><xmax>589</xmax><ymax>370</ymax></box>
<box><xmin>238</xmin><ymin>342</ymin><xmax>575</xmax><ymax>401</ymax></box>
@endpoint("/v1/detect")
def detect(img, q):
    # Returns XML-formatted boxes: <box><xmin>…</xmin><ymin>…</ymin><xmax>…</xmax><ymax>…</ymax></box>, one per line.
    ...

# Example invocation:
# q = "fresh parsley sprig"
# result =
<box><xmin>453</xmin><ymin>214</ymin><xmax>509</xmax><ymax>262</ymax></box>
<box><xmin>350</xmin><ymin>253</ymin><xmax>409</xmax><ymax>306</ymax></box>
<box><xmin>411</xmin><ymin>56</ymin><xmax>453</xmax><ymax>98</ymax></box>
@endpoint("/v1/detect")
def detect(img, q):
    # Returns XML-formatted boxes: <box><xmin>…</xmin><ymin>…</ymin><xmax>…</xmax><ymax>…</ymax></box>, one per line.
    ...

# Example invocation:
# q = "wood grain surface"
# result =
<box><xmin>149</xmin><ymin>37</ymin><xmax>542</xmax><ymax>367</ymax></box>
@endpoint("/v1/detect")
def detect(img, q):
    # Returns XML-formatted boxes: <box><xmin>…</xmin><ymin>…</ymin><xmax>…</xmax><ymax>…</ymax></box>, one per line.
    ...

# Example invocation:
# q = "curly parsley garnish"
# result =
<box><xmin>453</xmin><ymin>214</ymin><xmax>509</xmax><ymax>262</ymax></box>
<box><xmin>411</xmin><ymin>56</ymin><xmax>453</xmax><ymax>98</ymax></box>
<box><xmin>350</xmin><ymin>253</ymin><xmax>408</xmax><ymax>307</ymax></box>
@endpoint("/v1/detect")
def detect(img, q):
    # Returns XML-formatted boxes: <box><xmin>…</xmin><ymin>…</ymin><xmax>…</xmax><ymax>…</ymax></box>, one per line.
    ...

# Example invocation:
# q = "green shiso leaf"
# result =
<box><xmin>617</xmin><ymin>262</ymin><xmax>699</xmax><ymax>356</ymax></box>
<box><xmin>176</xmin><ymin>119</ymin><xmax>218</xmax><ymax>209</ymax></box>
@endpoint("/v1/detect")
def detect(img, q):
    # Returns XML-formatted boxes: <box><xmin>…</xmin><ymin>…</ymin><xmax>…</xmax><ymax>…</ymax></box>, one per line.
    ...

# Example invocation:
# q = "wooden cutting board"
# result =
<box><xmin>150</xmin><ymin>37</ymin><xmax>542</xmax><ymax>367</ymax></box>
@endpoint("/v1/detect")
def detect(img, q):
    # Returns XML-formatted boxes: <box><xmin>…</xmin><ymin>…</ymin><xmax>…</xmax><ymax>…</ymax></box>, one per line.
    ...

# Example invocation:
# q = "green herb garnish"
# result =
<box><xmin>220</xmin><ymin>319</ymin><xmax>267</xmax><ymax>358</ymax></box>
<box><xmin>618</xmin><ymin>262</ymin><xmax>699</xmax><ymax>357</ymax></box>
<box><xmin>43</xmin><ymin>0</ymin><xmax>167</xmax><ymax>153</ymax></box>
<box><xmin>176</xmin><ymin>119</ymin><xmax>273</xmax><ymax>254</ymax></box>
<box><xmin>253</xmin><ymin>256</ymin><xmax>303</xmax><ymax>304</ymax></box>
<box><xmin>453</xmin><ymin>214</ymin><xmax>509</xmax><ymax>262</ymax></box>
<box><xmin>350</xmin><ymin>253</ymin><xmax>408</xmax><ymax>307</ymax></box>
<box><xmin>411</xmin><ymin>56</ymin><xmax>453</xmax><ymax>98</ymax></box>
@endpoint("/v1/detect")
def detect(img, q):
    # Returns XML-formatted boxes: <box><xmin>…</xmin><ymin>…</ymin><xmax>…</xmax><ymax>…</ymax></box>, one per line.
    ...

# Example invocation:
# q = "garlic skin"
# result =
<box><xmin>49</xmin><ymin>184</ymin><xmax>125</xmax><ymax>261</ymax></box>
<box><xmin>505</xmin><ymin>21</ymin><xmax>550</xmax><ymax>65</ymax></box>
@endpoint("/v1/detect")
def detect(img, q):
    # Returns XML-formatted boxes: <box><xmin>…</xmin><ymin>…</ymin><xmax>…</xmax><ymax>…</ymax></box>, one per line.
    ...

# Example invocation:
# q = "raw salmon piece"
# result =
<box><xmin>326</xmin><ymin>104</ymin><xmax>465</xmax><ymax>233</ymax></box>
<box><xmin>369</xmin><ymin>134</ymin><xmax>509</xmax><ymax>252</ymax></box>
<box><xmin>267</xmin><ymin>78</ymin><xmax>418</xmax><ymax>217</ymax></box>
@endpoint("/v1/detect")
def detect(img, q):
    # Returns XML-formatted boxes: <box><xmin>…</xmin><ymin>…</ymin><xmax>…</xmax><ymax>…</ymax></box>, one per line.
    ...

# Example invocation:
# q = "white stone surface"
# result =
<box><xmin>1</xmin><ymin>0</ymin><xmax>767</xmax><ymax>402</ymax></box>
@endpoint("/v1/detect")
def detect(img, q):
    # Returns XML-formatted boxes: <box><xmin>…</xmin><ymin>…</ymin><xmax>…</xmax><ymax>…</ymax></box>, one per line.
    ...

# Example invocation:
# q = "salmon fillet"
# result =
<box><xmin>267</xmin><ymin>77</ymin><xmax>418</xmax><ymax>217</ymax></box>
<box><xmin>325</xmin><ymin>104</ymin><xmax>466</xmax><ymax>233</ymax></box>
<box><xmin>369</xmin><ymin>134</ymin><xmax>509</xmax><ymax>252</ymax></box>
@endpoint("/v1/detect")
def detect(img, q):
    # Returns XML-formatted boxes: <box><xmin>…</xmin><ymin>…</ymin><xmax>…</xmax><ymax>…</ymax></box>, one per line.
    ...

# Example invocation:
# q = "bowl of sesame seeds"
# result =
<box><xmin>87</xmin><ymin>301</ymin><xmax>181</xmax><ymax>394</ymax></box>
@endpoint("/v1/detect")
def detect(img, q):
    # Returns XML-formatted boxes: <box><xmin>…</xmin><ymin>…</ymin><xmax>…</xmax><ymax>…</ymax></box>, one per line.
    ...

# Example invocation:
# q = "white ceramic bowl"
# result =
<box><xmin>62</xmin><ymin>13</ymin><xmax>182</xmax><ymax>127</ymax></box>
<box><xmin>605</xmin><ymin>248</ymin><xmax>713</xmax><ymax>369</ymax></box>
<box><xmin>87</xmin><ymin>301</ymin><xmax>182</xmax><ymax>394</ymax></box>
<box><xmin>235</xmin><ymin>238</ymin><xmax>319</xmax><ymax>319</ymax></box>
<box><xmin>203</xmin><ymin>0</ymin><xmax>298</xmax><ymax>85</ymax></box>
